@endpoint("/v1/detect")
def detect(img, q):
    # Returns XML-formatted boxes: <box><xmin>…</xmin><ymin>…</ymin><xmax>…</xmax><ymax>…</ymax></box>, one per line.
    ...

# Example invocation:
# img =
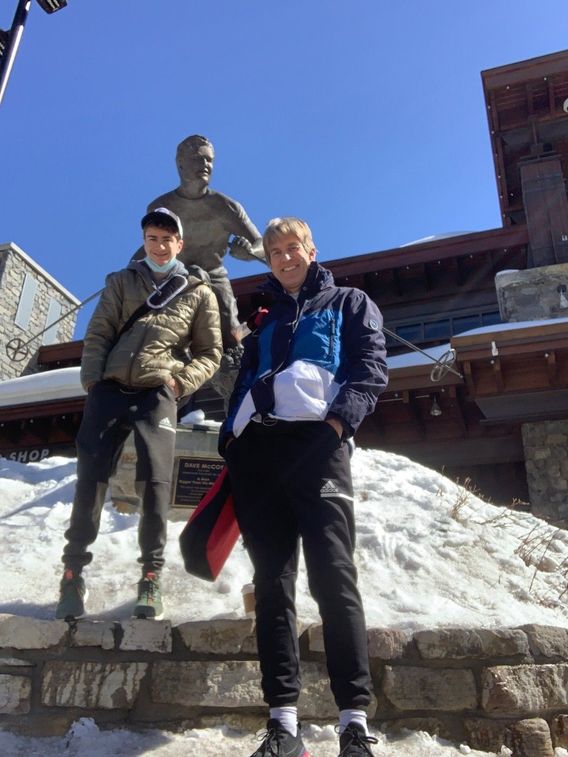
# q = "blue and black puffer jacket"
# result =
<box><xmin>219</xmin><ymin>262</ymin><xmax>388</xmax><ymax>452</ymax></box>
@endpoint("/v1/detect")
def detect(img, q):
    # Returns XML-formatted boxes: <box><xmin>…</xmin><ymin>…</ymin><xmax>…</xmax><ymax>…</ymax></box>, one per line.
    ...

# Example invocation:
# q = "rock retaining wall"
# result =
<box><xmin>522</xmin><ymin>420</ymin><xmax>568</xmax><ymax>524</ymax></box>
<box><xmin>2</xmin><ymin>614</ymin><xmax>568</xmax><ymax>754</ymax></box>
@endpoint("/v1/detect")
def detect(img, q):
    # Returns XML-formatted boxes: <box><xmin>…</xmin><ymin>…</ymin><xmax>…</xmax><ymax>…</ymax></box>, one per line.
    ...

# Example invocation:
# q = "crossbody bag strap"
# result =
<box><xmin>115</xmin><ymin>302</ymin><xmax>151</xmax><ymax>342</ymax></box>
<box><xmin>115</xmin><ymin>272</ymin><xmax>189</xmax><ymax>343</ymax></box>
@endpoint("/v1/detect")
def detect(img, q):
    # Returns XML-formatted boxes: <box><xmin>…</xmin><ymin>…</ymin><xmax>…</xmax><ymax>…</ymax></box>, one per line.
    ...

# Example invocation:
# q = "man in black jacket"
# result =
<box><xmin>220</xmin><ymin>217</ymin><xmax>388</xmax><ymax>757</ymax></box>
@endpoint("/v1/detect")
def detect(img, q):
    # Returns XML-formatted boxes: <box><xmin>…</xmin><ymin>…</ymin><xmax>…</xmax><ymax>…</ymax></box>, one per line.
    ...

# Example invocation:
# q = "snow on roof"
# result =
<box><xmin>399</xmin><ymin>231</ymin><xmax>473</xmax><ymax>247</ymax></box>
<box><xmin>0</xmin><ymin>366</ymin><xmax>85</xmax><ymax>408</ymax></box>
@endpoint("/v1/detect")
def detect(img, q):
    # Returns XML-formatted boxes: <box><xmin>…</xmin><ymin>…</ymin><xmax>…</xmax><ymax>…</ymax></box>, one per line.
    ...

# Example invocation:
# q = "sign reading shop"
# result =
<box><xmin>1</xmin><ymin>445</ymin><xmax>75</xmax><ymax>463</ymax></box>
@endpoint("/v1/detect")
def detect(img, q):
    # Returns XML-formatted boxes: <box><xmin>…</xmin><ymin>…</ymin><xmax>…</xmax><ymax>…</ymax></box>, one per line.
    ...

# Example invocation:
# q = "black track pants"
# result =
<box><xmin>225</xmin><ymin>420</ymin><xmax>371</xmax><ymax>710</ymax></box>
<box><xmin>62</xmin><ymin>380</ymin><xmax>177</xmax><ymax>573</ymax></box>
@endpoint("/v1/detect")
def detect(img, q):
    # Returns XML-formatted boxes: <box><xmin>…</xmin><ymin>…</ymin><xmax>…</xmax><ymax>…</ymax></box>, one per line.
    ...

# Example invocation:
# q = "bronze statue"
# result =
<box><xmin>134</xmin><ymin>135</ymin><xmax>265</xmax><ymax>349</ymax></box>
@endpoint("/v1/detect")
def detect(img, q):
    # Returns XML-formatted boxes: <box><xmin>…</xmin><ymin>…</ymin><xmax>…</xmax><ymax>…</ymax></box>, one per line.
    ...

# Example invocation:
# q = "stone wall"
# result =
<box><xmin>2</xmin><ymin>615</ymin><xmax>568</xmax><ymax>754</ymax></box>
<box><xmin>522</xmin><ymin>420</ymin><xmax>568</xmax><ymax>525</ymax></box>
<box><xmin>0</xmin><ymin>243</ymin><xmax>79</xmax><ymax>380</ymax></box>
<box><xmin>495</xmin><ymin>263</ymin><xmax>568</xmax><ymax>322</ymax></box>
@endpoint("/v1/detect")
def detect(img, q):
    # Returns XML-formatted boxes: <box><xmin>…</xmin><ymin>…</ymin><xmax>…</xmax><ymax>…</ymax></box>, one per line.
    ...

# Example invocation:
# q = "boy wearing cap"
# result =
<box><xmin>219</xmin><ymin>218</ymin><xmax>388</xmax><ymax>756</ymax></box>
<box><xmin>56</xmin><ymin>208</ymin><xmax>222</xmax><ymax>621</ymax></box>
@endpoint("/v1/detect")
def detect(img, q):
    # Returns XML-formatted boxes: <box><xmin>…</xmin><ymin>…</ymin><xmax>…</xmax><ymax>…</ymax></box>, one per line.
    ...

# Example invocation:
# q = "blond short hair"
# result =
<box><xmin>262</xmin><ymin>217</ymin><xmax>315</xmax><ymax>260</ymax></box>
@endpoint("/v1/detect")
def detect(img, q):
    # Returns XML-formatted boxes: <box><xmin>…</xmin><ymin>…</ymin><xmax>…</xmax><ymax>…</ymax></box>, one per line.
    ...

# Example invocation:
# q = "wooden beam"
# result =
<box><xmin>481</xmin><ymin>50</ymin><xmax>568</xmax><ymax>90</ymax></box>
<box><xmin>491</xmin><ymin>358</ymin><xmax>504</xmax><ymax>393</ymax></box>
<box><xmin>463</xmin><ymin>360</ymin><xmax>475</xmax><ymax>395</ymax></box>
<box><xmin>403</xmin><ymin>391</ymin><xmax>425</xmax><ymax>438</ymax></box>
<box><xmin>545</xmin><ymin>350</ymin><xmax>558</xmax><ymax>386</ymax></box>
<box><xmin>448</xmin><ymin>385</ymin><xmax>468</xmax><ymax>436</ymax></box>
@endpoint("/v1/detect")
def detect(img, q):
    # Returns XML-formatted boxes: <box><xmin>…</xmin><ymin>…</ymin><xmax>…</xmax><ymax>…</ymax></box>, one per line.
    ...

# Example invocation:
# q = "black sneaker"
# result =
<box><xmin>249</xmin><ymin>719</ymin><xmax>309</xmax><ymax>757</ymax></box>
<box><xmin>338</xmin><ymin>723</ymin><xmax>378</xmax><ymax>756</ymax></box>
<box><xmin>133</xmin><ymin>571</ymin><xmax>163</xmax><ymax>619</ymax></box>
<box><xmin>55</xmin><ymin>569</ymin><xmax>87</xmax><ymax>620</ymax></box>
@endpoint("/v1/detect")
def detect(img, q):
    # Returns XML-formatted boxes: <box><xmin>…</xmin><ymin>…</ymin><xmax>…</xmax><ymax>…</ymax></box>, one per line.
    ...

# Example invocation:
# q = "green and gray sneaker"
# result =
<box><xmin>133</xmin><ymin>571</ymin><xmax>163</xmax><ymax>619</ymax></box>
<box><xmin>55</xmin><ymin>569</ymin><xmax>87</xmax><ymax>620</ymax></box>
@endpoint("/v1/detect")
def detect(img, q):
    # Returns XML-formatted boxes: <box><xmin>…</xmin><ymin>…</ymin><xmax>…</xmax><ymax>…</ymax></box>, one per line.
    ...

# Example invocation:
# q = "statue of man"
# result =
<box><xmin>134</xmin><ymin>135</ymin><xmax>265</xmax><ymax>349</ymax></box>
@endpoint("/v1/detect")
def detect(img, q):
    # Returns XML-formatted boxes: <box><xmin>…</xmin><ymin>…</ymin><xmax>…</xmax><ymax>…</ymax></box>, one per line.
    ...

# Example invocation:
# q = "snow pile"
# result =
<box><xmin>1</xmin><ymin>448</ymin><xmax>567</xmax><ymax>628</ymax></box>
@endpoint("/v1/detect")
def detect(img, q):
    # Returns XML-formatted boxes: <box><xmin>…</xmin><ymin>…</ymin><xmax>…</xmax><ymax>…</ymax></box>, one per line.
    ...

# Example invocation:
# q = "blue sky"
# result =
<box><xmin>1</xmin><ymin>0</ymin><xmax>567</xmax><ymax>337</ymax></box>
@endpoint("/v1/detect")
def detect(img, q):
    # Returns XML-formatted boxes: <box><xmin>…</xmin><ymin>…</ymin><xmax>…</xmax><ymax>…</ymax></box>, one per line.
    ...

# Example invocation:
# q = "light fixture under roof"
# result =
<box><xmin>430</xmin><ymin>396</ymin><xmax>442</xmax><ymax>417</ymax></box>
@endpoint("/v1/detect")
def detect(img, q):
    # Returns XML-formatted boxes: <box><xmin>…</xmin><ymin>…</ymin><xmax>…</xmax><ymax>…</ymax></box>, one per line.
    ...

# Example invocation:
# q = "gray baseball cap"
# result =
<box><xmin>141</xmin><ymin>207</ymin><xmax>183</xmax><ymax>238</ymax></box>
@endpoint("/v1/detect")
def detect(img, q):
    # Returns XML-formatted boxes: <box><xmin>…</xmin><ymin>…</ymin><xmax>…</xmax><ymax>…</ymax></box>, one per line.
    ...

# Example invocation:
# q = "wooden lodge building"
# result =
<box><xmin>3</xmin><ymin>50</ymin><xmax>568</xmax><ymax>519</ymax></box>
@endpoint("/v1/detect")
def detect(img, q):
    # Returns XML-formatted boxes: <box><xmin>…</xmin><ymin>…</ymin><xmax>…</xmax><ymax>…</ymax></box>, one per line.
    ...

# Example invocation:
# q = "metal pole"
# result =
<box><xmin>6</xmin><ymin>287</ymin><xmax>104</xmax><ymax>362</ymax></box>
<box><xmin>383</xmin><ymin>325</ymin><xmax>463</xmax><ymax>381</ymax></box>
<box><xmin>0</xmin><ymin>0</ymin><xmax>32</xmax><ymax>107</ymax></box>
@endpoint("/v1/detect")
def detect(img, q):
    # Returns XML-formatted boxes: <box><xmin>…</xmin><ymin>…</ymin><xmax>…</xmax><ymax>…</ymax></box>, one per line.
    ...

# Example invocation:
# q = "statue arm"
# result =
<box><xmin>228</xmin><ymin>202</ymin><xmax>267</xmax><ymax>264</ymax></box>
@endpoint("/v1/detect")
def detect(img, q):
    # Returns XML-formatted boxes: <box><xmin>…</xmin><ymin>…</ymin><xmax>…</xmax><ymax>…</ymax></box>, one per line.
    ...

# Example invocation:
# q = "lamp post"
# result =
<box><xmin>0</xmin><ymin>0</ymin><xmax>67</xmax><ymax>107</ymax></box>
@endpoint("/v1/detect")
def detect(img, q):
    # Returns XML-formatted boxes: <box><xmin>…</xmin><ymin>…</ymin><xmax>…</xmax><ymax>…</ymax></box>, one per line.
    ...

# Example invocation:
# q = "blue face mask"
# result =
<box><xmin>144</xmin><ymin>256</ymin><xmax>178</xmax><ymax>273</ymax></box>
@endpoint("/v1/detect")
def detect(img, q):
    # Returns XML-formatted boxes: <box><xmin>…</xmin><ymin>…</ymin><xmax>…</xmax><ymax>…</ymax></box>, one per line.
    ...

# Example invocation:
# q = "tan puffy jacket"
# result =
<box><xmin>80</xmin><ymin>261</ymin><xmax>222</xmax><ymax>398</ymax></box>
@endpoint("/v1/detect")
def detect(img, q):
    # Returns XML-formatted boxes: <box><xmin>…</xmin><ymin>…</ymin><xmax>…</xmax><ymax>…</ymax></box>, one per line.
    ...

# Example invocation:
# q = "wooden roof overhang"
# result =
<box><xmin>452</xmin><ymin>320</ymin><xmax>568</xmax><ymax>424</ymax></box>
<box><xmin>482</xmin><ymin>50</ymin><xmax>568</xmax><ymax>226</ymax></box>
<box><xmin>358</xmin><ymin>320</ymin><xmax>568</xmax><ymax>467</ymax></box>
<box><xmin>0</xmin><ymin>396</ymin><xmax>84</xmax><ymax>454</ymax></box>
<box><xmin>232</xmin><ymin>225</ymin><xmax>529</xmax><ymax>317</ymax></box>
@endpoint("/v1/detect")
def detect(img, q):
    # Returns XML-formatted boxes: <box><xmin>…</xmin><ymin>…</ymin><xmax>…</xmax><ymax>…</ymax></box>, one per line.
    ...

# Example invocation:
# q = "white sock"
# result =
<box><xmin>338</xmin><ymin>709</ymin><xmax>368</xmax><ymax>735</ymax></box>
<box><xmin>269</xmin><ymin>706</ymin><xmax>298</xmax><ymax>737</ymax></box>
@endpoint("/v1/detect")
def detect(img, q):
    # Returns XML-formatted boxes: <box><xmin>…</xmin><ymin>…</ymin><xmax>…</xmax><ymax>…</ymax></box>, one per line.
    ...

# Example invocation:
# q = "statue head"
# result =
<box><xmin>176</xmin><ymin>135</ymin><xmax>215</xmax><ymax>192</ymax></box>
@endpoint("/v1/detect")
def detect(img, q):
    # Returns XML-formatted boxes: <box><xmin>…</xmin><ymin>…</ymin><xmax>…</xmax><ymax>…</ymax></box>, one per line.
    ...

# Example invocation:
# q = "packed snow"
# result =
<box><xmin>2</xmin><ymin>448</ymin><xmax>568</xmax><ymax>755</ymax></box>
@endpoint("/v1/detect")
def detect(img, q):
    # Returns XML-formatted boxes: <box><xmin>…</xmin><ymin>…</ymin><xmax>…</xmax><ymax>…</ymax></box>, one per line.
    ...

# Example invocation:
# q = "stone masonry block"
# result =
<box><xmin>177</xmin><ymin>619</ymin><xmax>256</xmax><ymax>654</ymax></box>
<box><xmin>308</xmin><ymin>625</ymin><xmax>413</xmax><ymax>661</ymax></box>
<box><xmin>70</xmin><ymin>621</ymin><xmax>115</xmax><ymax>650</ymax></box>
<box><xmin>151</xmin><ymin>660</ymin><xmax>339</xmax><ymax>717</ymax></box>
<box><xmin>298</xmin><ymin>662</ymin><xmax>340</xmax><ymax>718</ymax></box>
<box><xmin>482</xmin><ymin>664</ymin><xmax>568</xmax><ymax>714</ymax></box>
<box><xmin>0</xmin><ymin>614</ymin><xmax>67</xmax><ymax>649</ymax></box>
<box><xmin>551</xmin><ymin>714</ymin><xmax>568</xmax><ymax>748</ymax></box>
<box><xmin>464</xmin><ymin>718</ymin><xmax>512</xmax><ymax>753</ymax></box>
<box><xmin>367</xmin><ymin>628</ymin><xmax>413</xmax><ymax>660</ymax></box>
<box><xmin>382</xmin><ymin>666</ymin><xmax>477</xmax><ymax>711</ymax></box>
<box><xmin>119</xmin><ymin>619</ymin><xmax>172</xmax><ymax>653</ymax></box>
<box><xmin>306</xmin><ymin>624</ymin><xmax>325</xmax><ymax>653</ymax></box>
<box><xmin>520</xmin><ymin>624</ymin><xmax>568</xmax><ymax>659</ymax></box>
<box><xmin>151</xmin><ymin>660</ymin><xmax>263</xmax><ymax>708</ymax></box>
<box><xmin>414</xmin><ymin>628</ymin><xmax>530</xmax><ymax>660</ymax></box>
<box><xmin>41</xmin><ymin>661</ymin><xmax>148</xmax><ymax>709</ymax></box>
<box><xmin>0</xmin><ymin>674</ymin><xmax>31</xmax><ymax>714</ymax></box>
<box><xmin>509</xmin><ymin>718</ymin><xmax>554</xmax><ymax>757</ymax></box>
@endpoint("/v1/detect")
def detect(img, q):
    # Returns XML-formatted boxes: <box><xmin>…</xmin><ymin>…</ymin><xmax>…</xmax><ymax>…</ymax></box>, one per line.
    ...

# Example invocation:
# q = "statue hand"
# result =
<box><xmin>229</xmin><ymin>236</ymin><xmax>254</xmax><ymax>261</ymax></box>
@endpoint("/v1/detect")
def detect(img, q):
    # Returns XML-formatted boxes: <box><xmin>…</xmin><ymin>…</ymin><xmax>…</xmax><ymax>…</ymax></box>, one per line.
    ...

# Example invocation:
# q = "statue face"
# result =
<box><xmin>177</xmin><ymin>145</ymin><xmax>214</xmax><ymax>186</ymax></box>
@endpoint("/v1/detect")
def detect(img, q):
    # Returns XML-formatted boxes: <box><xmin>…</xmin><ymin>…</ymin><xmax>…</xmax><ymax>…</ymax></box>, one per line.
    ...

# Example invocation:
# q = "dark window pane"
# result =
<box><xmin>453</xmin><ymin>314</ymin><xmax>481</xmax><ymax>334</ymax></box>
<box><xmin>482</xmin><ymin>311</ymin><xmax>502</xmax><ymax>327</ymax></box>
<box><xmin>397</xmin><ymin>324</ymin><xmax>423</xmax><ymax>343</ymax></box>
<box><xmin>424</xmin><ymin>320</ymin><xmax>451</xmax><ymax>340</ymax></box>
